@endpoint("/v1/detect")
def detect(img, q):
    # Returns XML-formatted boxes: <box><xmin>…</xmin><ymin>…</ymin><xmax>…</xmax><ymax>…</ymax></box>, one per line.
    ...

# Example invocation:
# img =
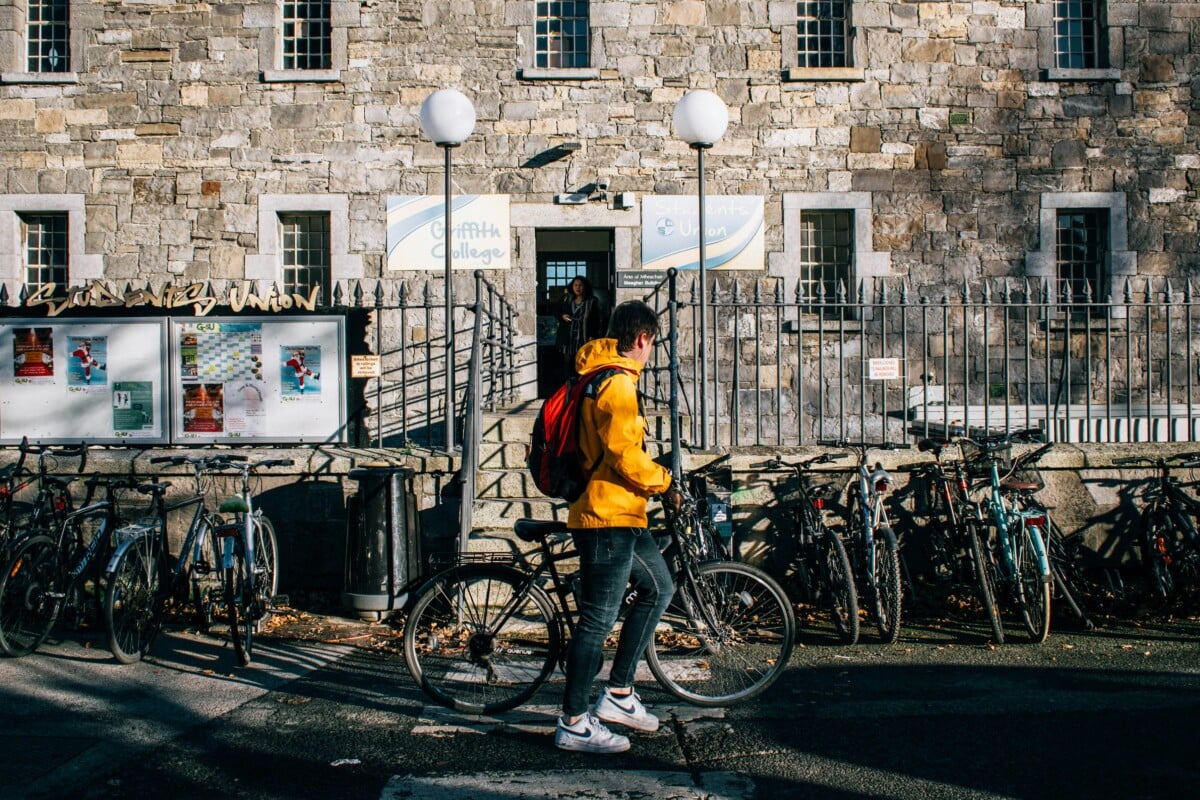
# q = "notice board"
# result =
<box><xmin>0</xmin><ymin>318</ymin><xmax>169</xmax><ymax>444</ymax></box>
<box><xmin>170</xmin><ymin>317</ymin><xmax>345</xmax><ymax>444</ymax></box>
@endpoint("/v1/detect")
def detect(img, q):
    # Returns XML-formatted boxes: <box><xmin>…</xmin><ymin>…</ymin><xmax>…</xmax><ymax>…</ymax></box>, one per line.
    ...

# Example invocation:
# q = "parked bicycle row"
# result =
<box><xmin>746</xmin><ymin>431</ymin><xmax>1200</xmax><ymax>648</ymax></box>
<box><xmin>0</xmin><ymin>438</ymin><xmax>290</xmax><ymax>666</ymax></box>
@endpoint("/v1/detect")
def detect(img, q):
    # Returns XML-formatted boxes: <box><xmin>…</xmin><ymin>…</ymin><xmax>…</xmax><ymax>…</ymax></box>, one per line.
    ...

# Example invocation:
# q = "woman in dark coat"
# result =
<box><xmin>556</xmin><ymin>276</ymin><xmax>604</xmax><ymax>371</ymax></box>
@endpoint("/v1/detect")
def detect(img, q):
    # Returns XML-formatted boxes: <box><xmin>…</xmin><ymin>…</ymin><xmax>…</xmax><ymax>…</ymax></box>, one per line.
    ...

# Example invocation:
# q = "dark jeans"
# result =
<box><xmin>562</xmin><ymin>526</ymin><xmax>674</xmax><ymax>717</ymax></box>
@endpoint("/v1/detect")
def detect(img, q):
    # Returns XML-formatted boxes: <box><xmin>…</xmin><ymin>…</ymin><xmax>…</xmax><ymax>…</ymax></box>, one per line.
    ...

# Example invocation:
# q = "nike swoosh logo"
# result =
<box><xmin>610</xmin><ymin>697</ymin><xmax>638</xmax><ymax>713</ymax></box>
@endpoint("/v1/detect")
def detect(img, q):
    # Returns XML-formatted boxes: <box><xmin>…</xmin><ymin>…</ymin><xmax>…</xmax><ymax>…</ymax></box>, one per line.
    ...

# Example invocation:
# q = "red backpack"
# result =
<box><xmin>527</xmin><ymin>366</ymin><xmax>631</xmax><ymax>502</ymax></box>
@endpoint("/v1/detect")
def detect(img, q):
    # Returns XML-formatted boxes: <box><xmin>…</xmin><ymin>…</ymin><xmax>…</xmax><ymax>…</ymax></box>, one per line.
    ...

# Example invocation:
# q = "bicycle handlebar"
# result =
<box><xmin>751</xmin><ymin>452</ymin><xmax>844</xmax><ymax>472</ymax></box>
<box><xmin>816</xmin><ymin>440</ymin><xmax>912</xmax><ymax>452</ymax></box>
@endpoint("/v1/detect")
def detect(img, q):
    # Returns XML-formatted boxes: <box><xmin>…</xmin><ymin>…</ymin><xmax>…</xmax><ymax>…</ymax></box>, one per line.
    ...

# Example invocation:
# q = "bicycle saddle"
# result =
<box><xmin>514</xmin><ymin>519</ymin><xmax>570</xmax><ymax>543</ymax></box>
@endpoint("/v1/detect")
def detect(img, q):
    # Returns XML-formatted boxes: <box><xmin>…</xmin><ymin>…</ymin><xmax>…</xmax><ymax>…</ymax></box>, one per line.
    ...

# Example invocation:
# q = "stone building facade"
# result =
<box><xmin>1</xmin><ymin>1</ymin><xmax>1198</xmax><ymax>409</ymax></box>
<box><xmin>1</xmin><ymin>0</ymin><xmax>1199</xmax><ymax>587</ymax></box>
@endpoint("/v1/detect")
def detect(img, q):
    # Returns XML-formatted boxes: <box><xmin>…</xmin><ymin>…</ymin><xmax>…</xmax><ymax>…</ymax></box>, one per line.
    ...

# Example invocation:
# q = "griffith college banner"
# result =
<box><xmin>641</xmin><ymin>195</ymin><xmax>765</xmax><ymax>271</ymax></box>
<box><xmin>386</xmin><ymin>195</ymin><xmax>511</xmax><ymax>271</ymax></box>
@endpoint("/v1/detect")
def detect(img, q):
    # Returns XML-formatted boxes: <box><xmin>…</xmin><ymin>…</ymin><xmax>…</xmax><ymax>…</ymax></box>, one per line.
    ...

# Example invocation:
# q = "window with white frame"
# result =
<box><xmin>246</xmin><ymin>195</ymin><xmax>361</xmax><ymax>293</ymax></box>
<box><xmin>259</xmin><ymin>1</ymin><xmax>347</xmax><ymax>82</ymax></box>
<box><xmin>1</xmin><ymin>0</ymin><xmax>83</xmax><ymax>83</ymax></box>
<box><xmin>282</xmin><ymin>1</ymin><xmax>331</xmax><ymax>70</ymax></box>
<box><xmin>280</xmin><ymin>212</ymin><xmax>331</xmax><ymax>304</ymax></box>
<box><xmin>519</xmin><ymin>0</ymin><xmax>599</xmax><ymax>80</ymax></box>
<box><xmin>1034</xmin><ymin>0</ymin><xmax>1120</xmax><ymax>81</ymax></box>
<box><xmin>536</xmin><ymin>1</ymin><xmax>590</xmax><ymax>69</ymax></box>
<box><xmin>783</xmin><ymin>1</ymin><xmax>863</xmax><ymax>82</ymax></box>
<box><xmin>797</xmin><ymin>1</ymin><xmax>851</xmax><ymax>69</ymax></box>
<box><xmin>779</xmin><ymin>192</ymin><xmax>890</xmax><ymax>321</ymax></box>
<box><xmin>0</xmin><ymin>196</ymin><xmax>101</xmax><ymax>287</ymax></box>
<box><xmin>1026</xmin><ymin>192</ymin><xmax>1133</xmax><ymax>309</ymax></box>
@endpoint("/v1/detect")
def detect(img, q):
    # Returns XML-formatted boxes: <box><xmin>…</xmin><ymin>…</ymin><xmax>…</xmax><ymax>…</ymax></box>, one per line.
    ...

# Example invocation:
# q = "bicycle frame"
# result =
<box><xmin>979</xmin><ymin>454</ymin><xmax>1051</xmax><ymax>583</ymax></box>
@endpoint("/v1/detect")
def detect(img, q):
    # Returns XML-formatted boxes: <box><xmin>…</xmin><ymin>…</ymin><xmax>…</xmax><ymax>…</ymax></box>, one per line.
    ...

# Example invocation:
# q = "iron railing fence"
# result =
<box><xmin>641</xmin><ymin>272</ymin><xmax>1200</xmax><ymax>448</ymax></box>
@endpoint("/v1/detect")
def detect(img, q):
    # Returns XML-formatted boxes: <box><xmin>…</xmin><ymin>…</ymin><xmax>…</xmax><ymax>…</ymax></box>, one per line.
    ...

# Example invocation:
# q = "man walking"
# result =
<box><xmin>554</xmin><ymin>300</ymin><xmax>682</xmax><ymax>754</ymax></box>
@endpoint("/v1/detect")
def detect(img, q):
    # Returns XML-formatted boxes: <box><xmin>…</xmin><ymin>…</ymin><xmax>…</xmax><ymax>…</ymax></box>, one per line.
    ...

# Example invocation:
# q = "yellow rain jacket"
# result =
<box><xmin>568</xmin><ymin>338</ymin><xmax>673</xmax><ymax>529</ymax></box>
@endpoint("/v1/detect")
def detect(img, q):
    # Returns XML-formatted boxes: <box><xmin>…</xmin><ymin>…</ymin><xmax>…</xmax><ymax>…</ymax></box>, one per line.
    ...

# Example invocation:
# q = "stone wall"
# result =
<box><xmin>1</xmin><ymin>1</ymin><xmax>1196</xmax><ymax>307</ymax></box>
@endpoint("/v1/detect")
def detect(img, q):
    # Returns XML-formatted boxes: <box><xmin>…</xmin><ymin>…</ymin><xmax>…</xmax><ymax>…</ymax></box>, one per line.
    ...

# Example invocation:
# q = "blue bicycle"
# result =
<box><xmin>959</xmin><ymin>431</ymin><xmax>1054</xmax><ymax>644</ymax></box>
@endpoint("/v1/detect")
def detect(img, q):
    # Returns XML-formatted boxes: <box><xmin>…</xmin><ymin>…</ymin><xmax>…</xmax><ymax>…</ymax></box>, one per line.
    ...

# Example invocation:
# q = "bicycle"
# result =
<box><xmin>0</xmin><ymin>474</ymin><xmax>138</xmax><ymax>658</ymax></box>
<box><xmin>402</xmin><ymin>484</ymin><xmax>795</xmax><ymax>714</ymax></box>
<box><xmin>1110</xmin><ymin>452</ymin><xmax>1200</xmax><ymax>606</ymax></box>
<box><xmin>1</xmin><ymin>439</ymin><xmax>87</xmax><ymax>557</ymax></box>
<box><xmin>102</xmin><ymin>453</ymin><xmax>245</xmax><ymax>664</ymax></box>
<box><xmin>959</xmin><ymin>431</ymin><xmax>1054</xmax><ymax>643</ymax></box>
<box><xmin>900</xmin><ymin>436</ymin><xmax>1007</xmax><ymax>644</ymax></box>
<box><xmin>212</xmin><ymin>457</ymin><xmax>290</xmax><ymax>666</ymax></box>
<box><xmin>819</xmin><ymin>440</ymin><xmax>909</xmax><ymax>644</ymax></box>
<box><xmin>753</xmin><ymin>453</ymin><xmax>859</xmax><ymax>644</ymax></box>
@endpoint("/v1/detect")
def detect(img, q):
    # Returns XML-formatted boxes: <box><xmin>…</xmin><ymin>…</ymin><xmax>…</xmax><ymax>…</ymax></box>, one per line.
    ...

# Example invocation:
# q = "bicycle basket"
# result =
<box><xmin>959</xmin><ymin>441</ymin><xmax>1011</xmax><ymax>481</ymax></box>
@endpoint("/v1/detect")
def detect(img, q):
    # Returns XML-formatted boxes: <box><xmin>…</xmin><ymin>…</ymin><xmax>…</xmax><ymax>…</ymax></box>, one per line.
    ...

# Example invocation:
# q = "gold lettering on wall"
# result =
<box><xmin>22</xmin><ymin>281</ymin><xmax>322</xmax><ymax>318</ymax></box>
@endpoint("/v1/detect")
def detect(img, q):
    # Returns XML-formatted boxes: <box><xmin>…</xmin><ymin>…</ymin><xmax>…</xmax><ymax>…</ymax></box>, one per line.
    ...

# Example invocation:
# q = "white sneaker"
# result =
<box><xmin>554</xmin><ymin>713</ymin><xmax>631</xmax><ymax>754</ymax></box>
<box><xmin>592</xmin><ymin>687</ymin><xmax>660</xmax><ymax>732</ymax></box>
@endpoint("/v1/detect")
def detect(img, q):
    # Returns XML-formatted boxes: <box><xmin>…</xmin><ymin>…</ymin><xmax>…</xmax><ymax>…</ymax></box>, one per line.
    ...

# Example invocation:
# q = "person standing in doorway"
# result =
<box><xmin>555</xmin><ymin>276</ymin><xmax>604</xmax><ymax>374</ymax></box>
<box><xmin>554</xmin><ymin>300</ymin><xmax>683</xmax><ymax>754</ymax></box>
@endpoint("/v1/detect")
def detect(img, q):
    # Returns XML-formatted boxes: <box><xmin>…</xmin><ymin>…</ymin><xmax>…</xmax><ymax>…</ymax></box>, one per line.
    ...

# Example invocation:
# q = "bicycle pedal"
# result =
<box><xmin>269</xmin><ymin>594</ymin><xmax>289</xmax><ymax>608</ymax></box>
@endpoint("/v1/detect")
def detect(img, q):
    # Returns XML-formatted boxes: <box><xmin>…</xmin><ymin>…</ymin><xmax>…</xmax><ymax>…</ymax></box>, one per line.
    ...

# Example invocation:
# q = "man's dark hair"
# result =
<box><xmin>607</xmin><ymin>300</ymin><xmax>660</xmax><ymax>352</ymax></box>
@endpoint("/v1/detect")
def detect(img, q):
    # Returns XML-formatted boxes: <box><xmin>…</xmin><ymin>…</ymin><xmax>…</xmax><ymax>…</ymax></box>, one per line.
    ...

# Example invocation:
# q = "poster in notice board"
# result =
<box><xmin>170</xmin><ymin>317</ymin><xmax>345</xmax><ymax>444</ymax></box>
<box><xmin>0</xmin><ymin>319</ymin><xmax>168</xmax><ymax>444</ymax></box>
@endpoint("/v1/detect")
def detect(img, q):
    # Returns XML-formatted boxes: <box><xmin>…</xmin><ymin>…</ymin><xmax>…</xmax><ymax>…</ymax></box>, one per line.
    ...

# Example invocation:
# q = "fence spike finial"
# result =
<box><xmin>374</xmin><ymin>280</ymin><xmax>385</xmax><ymax>308</ymax></box>
<box><xmin>961</xmin><ymin>278</ymin><xmax>971</xmax><ymax>304</ymax></box>
<box><xmin>753</xmin><ymin>279</ymin><xmax>763</xmax><ymax>304</ymax></box>
<box><xmin>900</xmin><ymin>280</ymin><xmax>909</xmax><ymax>304</ymax></box>
<box><xmin>878</xmin><ymin>278</ymin><xmax>889</xmax><ymax>305</ymax></box>
<box><xmin>775</xmin><ymin>278</ymin><xmax>785</xmax><ymax>304</ymax></box>
<box><xmin>1000</xmin><ymin>277</ymin><xmax>1011</xmax><ymax>303</ymax></box>
<box><xmin>1186</xmin><ymin>279</ymin><xmax>1194</xmax><ymax>303</ymax></box>
<box><xmin>0</xmin><ymin>283</ymin><xmax>8</xmax><ymax>307</ymax></box>
<box><xmin>981</xmin><ymin>280</ymin><xmax>991</xmax><ymax>304</ymax></box>
<box><xmin>1124</xmin><ymin>277</ymin><xmax>1133</xmax><ymax>304</ymax></box>
<box><xmin>1165</xmin><ymin>277</ymin><xmax>1174</xmax><ymax>304</ymax></box>
<box><xmin>731</xmin><ymin>279</ymin><xmax>743</xmax><ymax>304</ymax></box>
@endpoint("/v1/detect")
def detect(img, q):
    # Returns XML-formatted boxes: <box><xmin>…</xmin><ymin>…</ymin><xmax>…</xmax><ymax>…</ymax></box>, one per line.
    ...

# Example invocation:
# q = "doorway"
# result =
<box><xmin>536</xmin><ymin>229</ymin><xmax>614</xmax><ymax>397</ymax></box>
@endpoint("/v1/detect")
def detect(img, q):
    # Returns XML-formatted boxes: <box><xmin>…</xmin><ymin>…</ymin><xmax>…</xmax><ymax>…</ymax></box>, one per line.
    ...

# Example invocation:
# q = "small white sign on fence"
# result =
<box><xmin>868</xmin><ymin>357</ymin><xmax>901</xmax><ymax>381</ymax></box>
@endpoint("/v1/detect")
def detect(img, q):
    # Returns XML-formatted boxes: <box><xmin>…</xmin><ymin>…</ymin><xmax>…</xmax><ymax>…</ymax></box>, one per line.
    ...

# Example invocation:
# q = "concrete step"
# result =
<box><xmin>474</xmin><ymin>469</ymin><xmax>540</xmax><ymax>498</ymax></box>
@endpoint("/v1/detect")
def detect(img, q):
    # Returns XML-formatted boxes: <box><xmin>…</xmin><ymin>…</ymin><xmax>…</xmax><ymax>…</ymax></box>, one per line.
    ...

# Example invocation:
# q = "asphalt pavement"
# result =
<box><xmin>2</xmin><ymin>612</ymin><xmax>1199</xmax><ymax>800</ymax></box>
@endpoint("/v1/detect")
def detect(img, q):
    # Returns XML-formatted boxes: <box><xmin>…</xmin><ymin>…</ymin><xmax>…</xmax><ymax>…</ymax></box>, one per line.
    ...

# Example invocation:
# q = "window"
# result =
<box><xmin>27</xmin><ymin>0</ymin><xmax>69</xmax><ymax>73</ymax></box>
<box><xmin>783</xmin><ymin>1</ymin><xmax>863</xmax><ymax>81</ymax></box>
<box><xmin>542</xmin><ymin>256</ymin><xmax>588</xmax><ymax>300</ymax></box>
<box><xmin>20</xmin><ymin>212</ymin><xmax>68</xmax><ymax>289</ymax></box>
<box><xmin>781</xmin><ymin>193</ymin><xmax>890</xmax><ymax>321</ymax></box>
<box><xmin>797</xmin><ymin>1</ymin><xmax>849</xmax><ymax>69</ymax></box>
<box><xmin>2</xmin><ymin>0</ymin><xmax>83</xmax><ymax>83</ymax></box>
<box><xmin>282</xmin><ymin>1</ymin><xmax>331</xmax><ymax>71</ymax></box>
<box><xmin>1056</xmin><ymin>210</ymin><xmax>1108</xmax><ymax>306</ymax></box>
<box><xmin>1054</xmin><ymin>1</ymin><xmax>1104</xmax><ymax>69</ymax></box>
<box><xmin>1036</xmin><ymin>0</ymin><xmax>1119</xmax><ymax>81</ymax></box>
<box><xmin>798</xmin><ymin>210</ymin><xmax>854</xmax><ymax>316</ymax></box>
<box><xmin>1027</xmin><ymin>193</ymin><xmax>1133</xmax><ymax>312</ymax></box>
<box><xmin>246</xmin><ymin>195</ymin><xmax>361</xmax><ymax>291</ymax></box>
<box><xmin>536</xmin><ymin>2</ymin><xmax>590</xmax><ymax>69</ymax></box>
<box><xmin>259</xmin><ymin>1</ymin><xmax>346</xmax><ymax>82</ymax></box>
<box><xmin>280</xmin><ymin>212</ymin><xmax>331</xmax><ymax>304</ymax></box>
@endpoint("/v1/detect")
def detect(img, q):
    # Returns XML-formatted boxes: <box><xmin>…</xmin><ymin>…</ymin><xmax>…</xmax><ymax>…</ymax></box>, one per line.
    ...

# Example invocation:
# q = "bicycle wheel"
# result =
<box><xmin>0</xmin><ymin>535</ymin><xmax>60</xmax><ymax>657</ymax></box>
<box><xmin>819</xmin><ymin>527</ymin><xmax>859</xmax><ymax>645</ymax></box>
<box><xmin>872</xmin><ymin>526</ymin><xmax>902</xmax><ymax>644</ymax></box>
<box><xmin>189</xmin><ymin>520</ymin><xmax>221</xmax><ymax>632</ymax></box>
<box><xmin>105</xmin><ymin>534</ymin><xmax>164</xmax><ymax>664</ymax></box>
<box><xmin>1046</xmin><ymin>522</ymin><xmax>1095</xmax><ymax>630</ymax></box>
<box><xmin>647</xmin><ymin>560</ymin><xmax>795</xmax><ymax>707</ymax></box>
<box><xmin>967</xmin><ymin>521</ymin><xmax>1004</xmax><ymax>645</ymax></box>
<box><xmin>223</xmin><ymin>532</ymin><xmax>253</xmax><ymax>666</ymax></box>
<box><xmin>403</xmin><ymin>565</ymin><xmax>559</xmax><ymax>715</ymax></box>
<box><xmin>1016</xmin><ymin>524</ymin><xmax>1051</xmax><ymax>643</ymax></box>
<box><xmin>1141</xmin><ymin>509</ymin><xmax>1177</xmax><ymax>601</ymax></box>
<box><xmin>253</xmin><ymin>515</ymin><xmax>279</xmax><ymax>611</ymax></box>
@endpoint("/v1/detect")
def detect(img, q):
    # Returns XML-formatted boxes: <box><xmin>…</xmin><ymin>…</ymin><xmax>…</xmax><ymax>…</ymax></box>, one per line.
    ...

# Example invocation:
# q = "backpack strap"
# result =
<box><xmin>577</xmin><ymin>365</ymin><xmax>636</xmax><ymax>477</ymax></box>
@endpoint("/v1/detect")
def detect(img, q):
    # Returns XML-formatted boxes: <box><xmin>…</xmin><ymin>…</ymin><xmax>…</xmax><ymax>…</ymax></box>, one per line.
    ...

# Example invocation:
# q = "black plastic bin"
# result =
<box><xmin>343</xmin><ymin>467</ymin><xmax>421</xmax><ymax>620</ymax></box>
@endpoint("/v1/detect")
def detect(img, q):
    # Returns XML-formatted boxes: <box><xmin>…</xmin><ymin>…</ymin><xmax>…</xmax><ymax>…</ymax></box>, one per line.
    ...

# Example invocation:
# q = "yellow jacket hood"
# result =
<box><xmin>568</xmin><ymin>338</ymin><xmax>673</xmax><ymax>529</ymax></box>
